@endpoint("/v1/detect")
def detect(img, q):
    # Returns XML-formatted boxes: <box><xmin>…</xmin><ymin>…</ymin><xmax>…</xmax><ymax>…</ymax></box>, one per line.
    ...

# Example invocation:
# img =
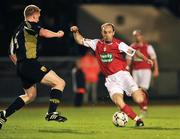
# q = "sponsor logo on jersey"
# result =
<box><xmin>134</xmin><ymin>57</ymin><xmax>143</xmax><ymax>62</ymax></box>
<box><xmin>100</xmin><ymin>53</ymin><xmax>113</xmax><ymax>63</ymax></box>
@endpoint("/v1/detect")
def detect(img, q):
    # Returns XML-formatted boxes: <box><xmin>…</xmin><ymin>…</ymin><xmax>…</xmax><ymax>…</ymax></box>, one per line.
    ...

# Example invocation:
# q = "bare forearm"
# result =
<box><xmin>72</xmin><ymin>31</ymin><xmax>84</xmax><ymax>45</ymax></box>
<box><xmin>152</xmin><ymin>59</ymin><xmax>159</xmax><ymax>77</ymax></box>
<box><xmin>39</xmin><ymin>28</ymin><xmax>64</xmax><ymax>38</ymax></box>
<box><xmin>135</xmin><ymin>50</ymin><xmax>148</xmax><ymax>61</ymax></box>
<box><xmin>70</xmin><ymin>26</ymin><xmax>84</xmax><ymax>45</ymax></box>
<box><xmin>153</xmin><ymin>59</ymin><xmax>159</xmax><ymax>72</ymax></box>
<box><xmin>126</xmin><ymin>58</ymin><xmax>132</xmax><ymax>67</ymax></box>
<box><xmin>135</xmin><ymin>50</ymin><xmax>153</xmax><ymax>66</ymax></box>
<box><xmin>126</xmin><ymin>58</ymin><xmax>132</xmax><ymax>70</ymax></box>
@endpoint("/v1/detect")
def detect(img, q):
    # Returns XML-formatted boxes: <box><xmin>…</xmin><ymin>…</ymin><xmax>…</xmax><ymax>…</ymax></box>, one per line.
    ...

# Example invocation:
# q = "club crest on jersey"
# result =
<box><xmin>103</xmin><ymin>45</ymin><xmax>108</xmax><ymax>52</ymax></box>
<box><xmin>40</xmin><ymin>66</ymin><xmax>47</xmax><ymax>72</ymax></box>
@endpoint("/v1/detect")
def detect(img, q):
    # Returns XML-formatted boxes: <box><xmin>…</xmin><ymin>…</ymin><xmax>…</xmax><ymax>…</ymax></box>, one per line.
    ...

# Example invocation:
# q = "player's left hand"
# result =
<box><xmin>57</xmin><ymin>30</ymin><xmax>64</xmax><ymax>38</ymax></box>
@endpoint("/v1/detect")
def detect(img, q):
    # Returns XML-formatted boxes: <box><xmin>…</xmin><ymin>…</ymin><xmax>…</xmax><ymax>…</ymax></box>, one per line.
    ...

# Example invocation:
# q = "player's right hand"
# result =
<box><xmin>153</xmin><ymin>69</ymin><xmax>159</xmax><ymax>78</ymax></box>
<box><xmin>57</xmin><ymin>30</ymin><xmax>64</xmax><ymax>38</ymax></box>
<box><xmin>70</xmin><ymin>26</ymin><xmax>79</xmax><ymax>33</ymax></box>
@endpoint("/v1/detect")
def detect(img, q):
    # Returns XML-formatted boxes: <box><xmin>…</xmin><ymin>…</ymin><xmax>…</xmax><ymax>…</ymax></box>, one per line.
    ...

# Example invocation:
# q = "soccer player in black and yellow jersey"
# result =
<box><xmin>0</xmin><ymin>5</ymin><xmax>67</xmax><ymax>129</ymax></box>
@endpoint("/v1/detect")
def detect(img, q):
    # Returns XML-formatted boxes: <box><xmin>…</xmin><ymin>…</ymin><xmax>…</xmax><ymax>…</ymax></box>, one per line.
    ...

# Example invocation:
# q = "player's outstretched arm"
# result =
<box><xmin>70</xmin><ymin>26</ymin><xmax>84</xmax><ymax>45</ymax></box>
<box><xmin>126</xmin><ymin>58</ymin><xmax>132</xmax><ymax>71</ymax></box>
<box><xmin>136</xmin><ymin>50</ymin><xmax>153</xmax><ymax>66</ymax></box>
<box><xmin>39</xmin><ymin>28</ymin><xmax>64</xmax><ymax>38</ymax></box>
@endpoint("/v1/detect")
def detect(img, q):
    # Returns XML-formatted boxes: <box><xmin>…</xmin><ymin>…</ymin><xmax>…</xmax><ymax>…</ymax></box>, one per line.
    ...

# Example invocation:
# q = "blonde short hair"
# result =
<box><xmin>101</xmin><ymin>23</ymin><xmax>115</xmax><ymax>31</ymax></box>
<box><xmin>24</xmin><ymin>5</ymin><xmax>41</xmax><ymax>19</ymax></box>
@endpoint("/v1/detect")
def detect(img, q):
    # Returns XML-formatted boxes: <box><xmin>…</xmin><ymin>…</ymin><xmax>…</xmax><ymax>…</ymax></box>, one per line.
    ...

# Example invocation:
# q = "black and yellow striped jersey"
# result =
<box><xmin>9</xmin><ymin>21</ymin><xmax>41</xmax><ymax>62</ymax></box>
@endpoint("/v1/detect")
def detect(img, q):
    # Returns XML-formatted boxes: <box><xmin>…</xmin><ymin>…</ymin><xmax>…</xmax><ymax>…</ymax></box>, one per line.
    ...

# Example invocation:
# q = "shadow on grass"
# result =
<box><xmin>39</xmin><ymin>129</ymin><xmax>97</xmax><ymax>135</ymax></box>
<box><xmin>128</xmin><ymin>126</ymin><xmax>180</xmax><ymax>130</ymax></box>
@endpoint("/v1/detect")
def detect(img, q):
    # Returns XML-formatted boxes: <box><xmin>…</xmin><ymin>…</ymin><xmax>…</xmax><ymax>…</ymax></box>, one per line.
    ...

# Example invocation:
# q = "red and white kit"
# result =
<box><xmin>82</xmin><ymin>38</ymin><xmax>139</xmax><ymax>98</ymax></box>
<box><xmin>130</xmin><ymin>42</ymin><xmax>157</xmax><ymax>89</ymax></box>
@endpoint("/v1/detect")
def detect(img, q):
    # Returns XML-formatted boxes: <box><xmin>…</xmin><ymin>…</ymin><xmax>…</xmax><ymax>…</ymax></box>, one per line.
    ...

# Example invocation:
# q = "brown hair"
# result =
<box><xmin>24</xmin><ymin>5</ymin><xmax>41</xmax><ymax>19</ymax></box>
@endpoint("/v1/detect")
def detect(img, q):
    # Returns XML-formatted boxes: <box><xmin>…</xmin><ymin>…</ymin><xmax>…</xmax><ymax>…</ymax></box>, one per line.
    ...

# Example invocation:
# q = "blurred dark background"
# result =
<box><xmin>0</xmin><ymin>0</ymin><xmax>180</xmax><ymax>104</ymax></box>
<box><xmin>0</xmin><ymin>0</ymin><xmax>180</xmax><ymax>56</ymax></box>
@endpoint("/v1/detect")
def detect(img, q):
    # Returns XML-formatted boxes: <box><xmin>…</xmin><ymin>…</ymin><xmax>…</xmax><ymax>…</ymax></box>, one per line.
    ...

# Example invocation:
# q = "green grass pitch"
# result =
<box><xmin>1</xmin><ymin>105</ymin><xmax>180</xmax><ymax>139</ymax></box>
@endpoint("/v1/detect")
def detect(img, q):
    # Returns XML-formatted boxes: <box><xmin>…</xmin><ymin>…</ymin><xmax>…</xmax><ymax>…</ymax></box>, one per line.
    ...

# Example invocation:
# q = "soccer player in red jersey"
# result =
<box><xmin>70</xmin><ymin>23</ymin><xmax>153</xmax><ymax>126</ymax></box>
<box><xmin>127</xmin><ymin>30</ymin><xmax>159</xmax><ymax>118</ymax></box>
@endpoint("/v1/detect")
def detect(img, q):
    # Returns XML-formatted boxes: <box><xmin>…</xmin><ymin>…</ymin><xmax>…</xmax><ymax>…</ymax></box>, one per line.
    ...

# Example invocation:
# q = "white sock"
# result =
<box><xmin>134</xmin><ymin>116</ymin><xmax>140</xmax><ymax>121</ymax></box>
<box><xmin>3</xmin><ymin>110</ymin><xmax>6</xmax><ymax>117</ymax></box>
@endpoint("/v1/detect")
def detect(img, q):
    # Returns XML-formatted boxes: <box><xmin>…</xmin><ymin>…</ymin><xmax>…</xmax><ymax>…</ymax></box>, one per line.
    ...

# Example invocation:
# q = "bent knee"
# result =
<box><xmin>21</xmin><ymin>93</ymin><xmax>36</xmax><ymax>104</ymax></box>
<box><xmin>134</xmin><ymin>96</ymin><xmax>144</xmax><ymax>103</ymax></box>
<box><xmin>116</xmin><ymin>101</ymin><xmax>126</xmax><ymax>109</ymax></box>
<box><xmin>27</xmin><ymin>93</ymin><xmax>37</xmax><ymax>102</ymax></box>
<box><xmin>58</xmin><ymin>79</ymin><xmax>66</xmax><ymax>88</ymax></box>
<box><xmin>60</xmin><ymin>79</ymin><xmax>66</xmax><ymax>87</ymax></box>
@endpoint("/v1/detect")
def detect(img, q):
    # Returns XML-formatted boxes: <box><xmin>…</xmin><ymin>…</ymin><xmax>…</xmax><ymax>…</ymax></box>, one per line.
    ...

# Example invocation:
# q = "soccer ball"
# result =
<box><xmin>112</xmin><ymin>111</ymin><xmax>128</xmax><ymax>127</ymax></box>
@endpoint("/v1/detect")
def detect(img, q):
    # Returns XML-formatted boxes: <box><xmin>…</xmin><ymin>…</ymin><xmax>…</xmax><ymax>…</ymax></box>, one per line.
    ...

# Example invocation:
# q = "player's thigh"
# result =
<box><xmin>105</xmin><ymin>73</ymin><xmax>125</xmax><ymax>100</ymax></box>
<box><xmin>105</xmin><ymin>79</ymin><xmax>123</xmax><ymax>98</ymax></box>
<box><xmin>17</xmin><ymin>60</ymin><xmax>51</xmax><ymax>87</ymax></box>
<box><xmin>41</xmin><ymin>70</ymin><xmax>65</xmax><ymax>88</ymax></box>
<box><xmin>122</xmin><ymin>71</ymin><xmax>139</xmax><ymax>95</ymax></box>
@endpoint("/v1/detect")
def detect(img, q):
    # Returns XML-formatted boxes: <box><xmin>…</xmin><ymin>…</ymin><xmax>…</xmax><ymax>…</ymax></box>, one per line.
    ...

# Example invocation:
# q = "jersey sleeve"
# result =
<box><xmin>147</xmin><ymin>45</ymin><xmax>157</xmax><ymax>59</ymax></box>
<box><xmin>82</xmin><ymin>38</ymin><xmax>99</xmax><ymax>51</ymax></box>
<box><xmin>118</xmin><ymin>42</ymin><xmax>136</xmax><ymax>56</ymax></box>
<box><xmin>25</xmin><ymin>21</ymin><xmax>42</xmax><ymax>35</ymax></box>
<box><xmin>9</xmin><ymin>37</ymin><xmax>16</xmax><ymax>55</ymax></box>
<box><xmin>31</xmin><ymin>22</ymin><xmax>41</xmax><ymax>34</ymax></box>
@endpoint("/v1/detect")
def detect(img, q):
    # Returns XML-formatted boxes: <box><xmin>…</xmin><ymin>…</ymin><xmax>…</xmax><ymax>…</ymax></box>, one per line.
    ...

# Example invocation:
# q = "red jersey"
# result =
<box><xmin>131</xmin><ymin>42</ymin><xmax>152</xmax><ymax>69</ymax></box>
<box><xmin>83</xmin><ymin>38</ymin><xmax>129</xmax><ymax>76</ymax></box>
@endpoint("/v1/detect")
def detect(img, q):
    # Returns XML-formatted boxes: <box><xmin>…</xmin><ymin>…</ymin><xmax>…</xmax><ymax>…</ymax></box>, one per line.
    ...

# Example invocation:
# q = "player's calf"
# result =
<box><xmin>139</xmin><ymin>89</ymin><xmax>149</xmax><ymax>118</ymax></box>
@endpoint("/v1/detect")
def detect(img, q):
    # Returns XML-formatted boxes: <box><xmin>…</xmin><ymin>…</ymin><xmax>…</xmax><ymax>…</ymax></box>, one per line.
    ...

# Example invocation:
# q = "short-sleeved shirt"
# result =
<box><xmin>130</xmin><ymin>42</ymin><xmax>157</xmax><ymax>69</ymax></box>
<box><xmin>9</xmin><ymin>21</ymin><xmax>41</xmax><ymax>62</ymax></box>
<box><xmin>82</xmin><ymin>38</ymin><xmax>136</xmax><ymax>77</ymax></box>
<box><xmin>8</xmin><ymin>21</ymin><xmax>51</xmax><ymax>89</ymax></box>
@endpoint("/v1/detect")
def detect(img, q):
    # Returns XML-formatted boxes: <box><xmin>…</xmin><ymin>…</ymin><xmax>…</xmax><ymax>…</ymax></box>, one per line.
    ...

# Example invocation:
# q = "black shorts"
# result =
<box><xmin>17</xmin><ymin>59</ymin><xmax>51</xmax><ymax>89</ymax></box>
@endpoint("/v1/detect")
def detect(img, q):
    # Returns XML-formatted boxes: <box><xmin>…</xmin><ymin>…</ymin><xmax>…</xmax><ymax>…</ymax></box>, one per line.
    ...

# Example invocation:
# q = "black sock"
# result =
<box><xmin>5</xmin><ymin>97</ymin><xmax>25</xmax><ymax>118</ymax></box>
<box><xmin>48</xmin><ymin>89</ymin><xmax>62</xmax><ymax>113</ymax></box>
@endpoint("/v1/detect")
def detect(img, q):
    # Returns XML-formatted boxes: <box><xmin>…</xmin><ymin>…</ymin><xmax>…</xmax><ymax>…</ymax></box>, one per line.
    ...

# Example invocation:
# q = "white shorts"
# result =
<box><xmin>105</xmin><ymin>71</ymin><xmax>139</xmax><ymax>99</ymax></box>
<box><xmin>132</xmin><ymin>69</ymin><xmax>152</xmax><ymax>90</ymax></box>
